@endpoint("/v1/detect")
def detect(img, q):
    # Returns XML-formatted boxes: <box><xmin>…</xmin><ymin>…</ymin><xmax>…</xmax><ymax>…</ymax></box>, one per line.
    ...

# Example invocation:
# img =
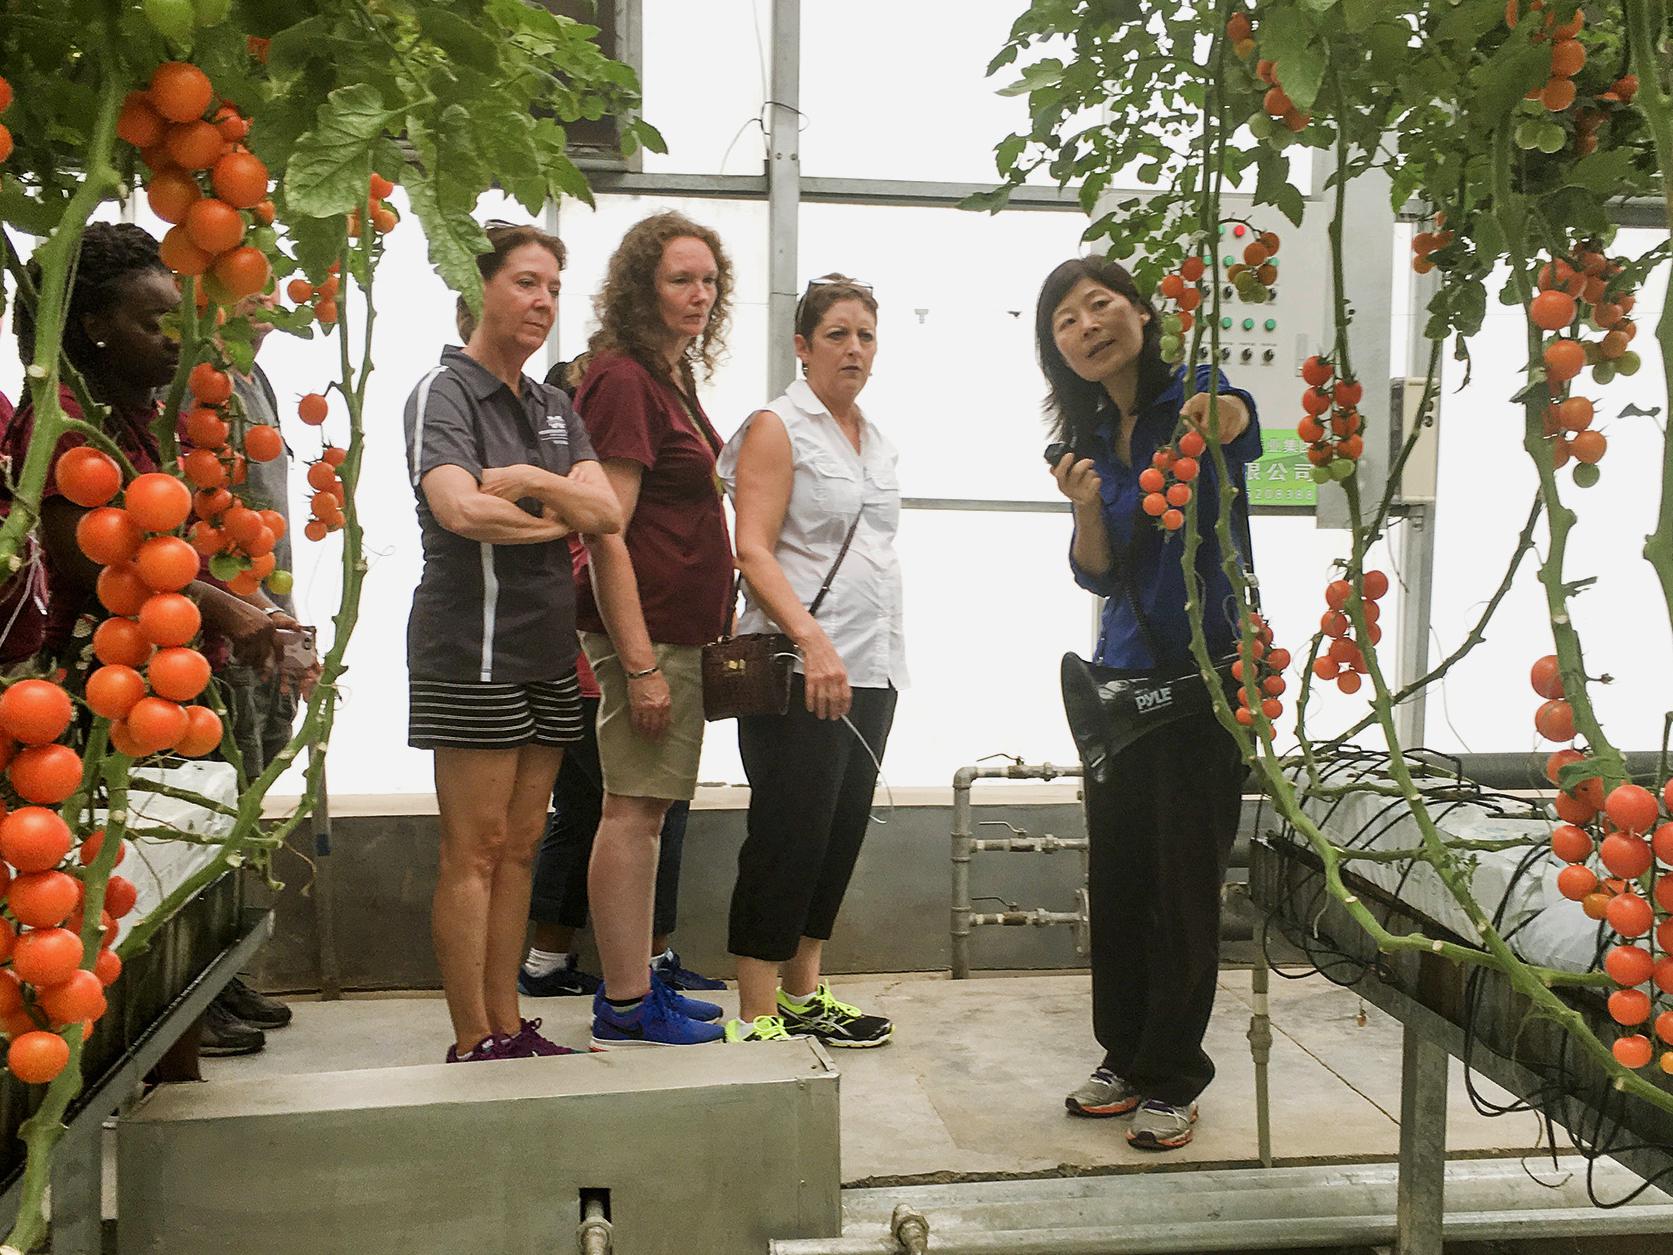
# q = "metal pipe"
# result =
<box><xmin>769</xmin><ymin>1206</ymin><xmax>1673</xmax><ymax>1255</ymax></box>
<box><xmin>765</xmin><ymin>0</ymin><xmax>800</xmax><ymax>395</ymax></box>
<box><xmin>969</xmin><ymin>910</ymin><xmax>1084</xmax><ymax>928</ymax></box>
<box><xmin>950</xmin><ymin>762</ymin><xmax>1083</xmax><ymax>979</ymax></box>
<box><xmin>577</xmin><ymin>1198</ymin><xmax>611</xmax><ymax>1255</ymax></box>
<box><xmin>968</xmin><ymin>837</ymin><xmax>1088</xmax><ymax>853</ymax></box>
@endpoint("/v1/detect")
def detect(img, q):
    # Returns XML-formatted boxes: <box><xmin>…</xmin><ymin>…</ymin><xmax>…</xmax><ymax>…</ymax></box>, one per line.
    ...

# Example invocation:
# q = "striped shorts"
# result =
<box><xmin>407</xmin><ymin>671</ymin><xmax>585</xmax><ymax>750</ymax></box>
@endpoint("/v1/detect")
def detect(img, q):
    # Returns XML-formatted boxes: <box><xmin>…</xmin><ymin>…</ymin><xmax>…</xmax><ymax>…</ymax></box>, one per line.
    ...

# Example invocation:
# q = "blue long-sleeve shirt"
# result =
<box><xmin>1069</xmin><ymin>365</ymin><xmax>1262</xmax><ymax>671</ymax></box>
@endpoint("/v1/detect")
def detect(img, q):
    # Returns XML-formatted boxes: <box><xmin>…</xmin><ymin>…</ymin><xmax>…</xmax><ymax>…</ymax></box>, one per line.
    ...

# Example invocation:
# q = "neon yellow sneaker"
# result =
<box><xmin>777</xmin><ymin>983</ymin><xmax>893</xmax><ymax>1048</ymax></box>
<box><xmin>724</xmin><ymin>1015</ymin><xmax>793</xmax><ymax>1043</ymax></box>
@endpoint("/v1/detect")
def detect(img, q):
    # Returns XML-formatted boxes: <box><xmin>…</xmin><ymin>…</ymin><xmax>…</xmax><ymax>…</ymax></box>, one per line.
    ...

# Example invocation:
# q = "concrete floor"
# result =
<box><xmin>200</xmin><ymin>969</ymin><xmax>1565</xmax><ymax>1183</ymax></box>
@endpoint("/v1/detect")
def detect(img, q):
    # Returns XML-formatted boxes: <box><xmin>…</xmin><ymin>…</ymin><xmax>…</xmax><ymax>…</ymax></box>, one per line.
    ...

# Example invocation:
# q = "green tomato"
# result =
<box><xmin>1514</xmin><ymin>120</ymin><xmax>1543</xmax><ymax>150</ymax></box>
<box><xmin>1310</xmin><ymin>465</ymin><xmax>1333</xmax><ymax>485</ymax></box>
<box><xmin>1591</xmin><ymin>361</ymin><xmax>1617</xmax><ymax>385</ymax></box>
<box><xmin>193</xmin><ymin>0</ymin><xmax>233</xmax><ymax>23</ymax></box>
<box><xmin>144</xmin><ymin>0</ymin><xmax>196</xmax><ymax>41</ymax></box>
<box><xmin>1535</xmin><ymin>126</ymin><xmax>1567</xmax><ymax>155</ymax></box>
<box><xmin>1616</xmin><ymin>350</ymin><xmax>1641</xmax><ymax>376</ymax></box>
<box><xmin>1571</xmin><ymin>463</ymin><xmax>1601</xmax><ymax>489</ymax></box>
<box><xmin>1268</xmin><ymin>129</ymin><xmax>1296</xmax><ymax>151</ymax></box>
<box><xmin>249</xmin><ymin>226</ymin><xmax>279</xmax><ymax>254</ymax></box>
<box><xmin>1329</xmin><ymin>458</ymin><xmax>1357</xmax><ymax>481</ymax></box>
<box><xmin>1249</xmin><ymin>113</ymin><xmax>1274</xmax><ymax>141</ymax></box>
<box><xmin>1159</xmin><ymin>334</ymin><xmax>1181</xmax><ymax>358</ymax></box>
<box><xmin>1162</xmin><ymin>313</ymin><xmax>1182</xmax><ymax>336</ymax></box>
<box><xmin>265</xmin><ymin>569</ymin><xmax>295</xmax><ymax>597</ymax></box>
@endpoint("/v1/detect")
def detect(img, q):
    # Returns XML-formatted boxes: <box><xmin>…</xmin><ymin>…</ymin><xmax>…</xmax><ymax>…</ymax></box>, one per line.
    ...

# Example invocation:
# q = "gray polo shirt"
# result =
<box><xmin>403</xmin><ymin>347</ymin><xmax>598</xmax><ymax>683</ymax></box>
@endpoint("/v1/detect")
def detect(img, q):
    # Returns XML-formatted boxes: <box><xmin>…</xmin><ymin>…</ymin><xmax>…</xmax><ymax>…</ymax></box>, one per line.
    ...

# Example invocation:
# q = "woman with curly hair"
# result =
<box><xmin>574</xmin><ymin>212</ymin><xmax>734</xmax><ymax>1049</ymax></box>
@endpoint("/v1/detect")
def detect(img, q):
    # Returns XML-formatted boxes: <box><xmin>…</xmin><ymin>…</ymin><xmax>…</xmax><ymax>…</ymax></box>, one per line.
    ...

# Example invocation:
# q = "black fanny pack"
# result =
<box><xmin>1060</xmin><ymin>652</ymin><xmax>1236</xmax><ymax>784</ymax></box>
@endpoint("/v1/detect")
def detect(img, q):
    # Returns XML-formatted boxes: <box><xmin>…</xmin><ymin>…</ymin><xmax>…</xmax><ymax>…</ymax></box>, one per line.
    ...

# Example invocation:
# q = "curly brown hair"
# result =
<box><xmin>585</xmin><ymin>211</ymin><xmax>732</xmax><ymax>395</ymax></box>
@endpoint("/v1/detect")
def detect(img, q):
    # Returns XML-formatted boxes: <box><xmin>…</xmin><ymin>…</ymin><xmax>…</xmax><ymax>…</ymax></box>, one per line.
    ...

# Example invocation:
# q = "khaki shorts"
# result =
<box><xmin>580</xmin><ymin>633</ymin><xmax>706</xmax><ymax>802</ymax></box>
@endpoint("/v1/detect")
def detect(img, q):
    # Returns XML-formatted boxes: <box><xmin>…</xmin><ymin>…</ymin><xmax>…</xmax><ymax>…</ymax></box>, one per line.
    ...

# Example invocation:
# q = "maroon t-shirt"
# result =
<box><xmin>572</xmin><ymin>353</ymin><xmax>733</xmax><ymax>647</ymax></box>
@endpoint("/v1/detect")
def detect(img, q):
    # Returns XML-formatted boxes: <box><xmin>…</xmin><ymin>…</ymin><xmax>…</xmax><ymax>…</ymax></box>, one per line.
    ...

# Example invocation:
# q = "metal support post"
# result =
<box><xmin>1395</xmin><ymin>1025</ymin><xmax>1449</xmax><ymax>1255</ymax></box>
<box><xmin>1247</xmin><ymin>954</ymin><xmax>1273</xmax><ymax>1169</ymax></box>
<box><xmin>308</xmin><ymin>747</ymin><xmax>341</xmax><ymax>1001</ymax></box>
<box><xmin>48</xmin><ymin>1117</ymin><xmax>103</xmax><ymax>1255</ymax></box>
<box><xmin>766</xmin><ymin>0</ymin><xmax>800</xmax><ymax>395</ymax></box>
<box><xmin>950</xmin><ymin>768</ymin><xmax>975</xmax><ymax>980</ymax></box>
<box><xmin>1393</xmin><ymin>501</ymin><xmax>1436</xmax><ymax>749</ymax></box>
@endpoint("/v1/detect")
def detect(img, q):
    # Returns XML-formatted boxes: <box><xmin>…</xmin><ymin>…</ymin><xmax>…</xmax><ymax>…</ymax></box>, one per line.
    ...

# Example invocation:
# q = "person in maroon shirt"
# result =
<box><xmin>574</xmin><ymin>212</ymin><xmax>735</xmax><ymax>1048</ymax></box>
<box><xmin>3</xmin><ymin>224</ymin><xmax>287</xmax><ymax>678</ymax></box>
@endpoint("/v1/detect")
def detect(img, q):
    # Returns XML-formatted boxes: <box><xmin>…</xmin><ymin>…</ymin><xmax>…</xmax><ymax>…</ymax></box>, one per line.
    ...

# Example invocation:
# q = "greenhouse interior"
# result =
<box><xmin>0</xmin><ymin>0</ymin><xmax>1671</xmax><ymax>1252</ymax></box>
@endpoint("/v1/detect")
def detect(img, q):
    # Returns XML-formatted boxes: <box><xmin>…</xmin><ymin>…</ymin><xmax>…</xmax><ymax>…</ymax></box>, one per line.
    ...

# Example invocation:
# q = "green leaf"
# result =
<box><xmin>1279</xmin><ymin>38</ymin><xmax>1328</xmax><ymax>111</ymax></box>
<box><xmin>284</xmin><ymin>85</ymin><xmax>402</xmax><ymax>219</ymax></box>
<box><xmin>209</xmin><ymin>553</ymin><xmax>247</xmax><ymax>582</ymax></box>
<box><xmin>1342</xmin><ymin>0</ymin><xmax>1379</xmax><ymax>32</ymax></box>
<box><xmin>417</xmin><ymin>7</ymin><xmax>501</xmax><ymax>74</ymax></box>
<box><xmin>1466</xmin><ymin>36</ymin><xmax>1550</xmax><ymax>124</ymax></box>
<box><xmin>998</xmin><ymin>57</ymin><xmax>1066</xmax><ymax>97</ymax></box>
<box><xmin>1563</xmin><ymin>148</ymin><xmax>1639</xmax><ymax>195</ymax></box>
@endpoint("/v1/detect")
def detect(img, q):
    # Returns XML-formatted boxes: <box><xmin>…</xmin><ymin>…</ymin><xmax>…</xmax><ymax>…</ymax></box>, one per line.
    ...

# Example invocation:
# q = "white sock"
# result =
<box><xmin>780</xmin><ymin>987</ymin><xmax>817</xmax><ymax>1012</ymax></box>
<box><xmin>652</xmin><ymin>948</ymin><xmax>675</xmax><ymax>966</ymax></box>
<box><xmin>523</xmin><ymin>948</ymin><xmax>572</xmax><ymax>978</ymax></box>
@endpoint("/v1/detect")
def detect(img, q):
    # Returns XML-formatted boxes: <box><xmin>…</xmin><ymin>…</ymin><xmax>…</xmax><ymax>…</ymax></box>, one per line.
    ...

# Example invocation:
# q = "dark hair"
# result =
<box><xmin>454</xmin><ymin>221</ymin><xmax>567</xmax><ymax>341</ymax></box>
<box><xmin>16</xmin><ymin>222</ymin><xmax>170</xmax><ymax>371</ymax></box>
<box><xmin>586</xmin><ymin>211</ymin><xmax>733</xmax><ymax>395</ymax></box>
<box><xmin>794</xmin><ymin>274</ymin><xmax>877</xmax><ymax>343</ymax></box>
<box><xmin>1034</xmin><ymin>255</ymin><xmax>1172</xmax><ymax>446</ymax></box>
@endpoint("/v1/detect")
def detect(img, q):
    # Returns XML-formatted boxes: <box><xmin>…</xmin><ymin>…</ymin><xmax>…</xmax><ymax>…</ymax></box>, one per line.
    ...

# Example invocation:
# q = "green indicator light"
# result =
<box><xmin>1218</xmin><ymin>225</ymin><xmax>1226</xmax><ymax>237</ymax></box>
<box><xmin>1264</xmin><ymin>318</ymin><xmax>1277</xmax><ymax>331</ymax></box>
<box><xmin>1241</xmin><ymin>318</ymin><xmax>1255</xmax><ymax>331</ymax></box>
<box><xmin>1220</xmin><ymin>316</ymin><xmax>1232</xmax><ymax>329</ymax></box>
<box><xmin>1223</xmin><ymin>255</ymin><xmax>1235</xmax><ymax>267</ymax></box>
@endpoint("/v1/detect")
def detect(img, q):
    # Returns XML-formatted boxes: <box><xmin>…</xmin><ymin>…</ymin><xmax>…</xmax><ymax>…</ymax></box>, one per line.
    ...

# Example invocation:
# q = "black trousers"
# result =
<box><xmin>1086</xmin><ymin>708</ymin><xmax>1245</xmax><ymax>1105</ymax></box>
<box><xmin>729</xmin><ymin>677</ymin><xmax>897</xmax><ymax>963</ymax></box>
<box><xmin>528</xmin><ymin>695</ymin><xmax>688</xmax><ymax>938</ymax></box>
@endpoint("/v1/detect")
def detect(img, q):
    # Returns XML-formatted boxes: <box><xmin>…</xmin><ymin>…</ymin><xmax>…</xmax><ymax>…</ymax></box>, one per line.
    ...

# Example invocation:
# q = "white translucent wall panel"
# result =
<box><xmin>552</xmin><ymin>195</ymin><xmax>769</xmax><ymax>439</ymax></box>
<box><xmin>798</xmin><ymin>202</ymin><xmax>1094</xmax><ymax>500</ymax></box>
<box><xmin>640</xmin><ymin>0</ymin><xmax>775</xmax><ymax>176</ymax></box>
<box><xmin>1421</xmin><ymin>230</ymin><xmax>1670</xmax><ymax>756</ymax></box>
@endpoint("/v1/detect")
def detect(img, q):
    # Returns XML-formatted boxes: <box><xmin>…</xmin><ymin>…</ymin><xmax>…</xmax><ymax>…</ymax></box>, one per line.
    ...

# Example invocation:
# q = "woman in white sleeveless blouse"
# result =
<box><xmin>717</xmin><ymin>275</ymin><xmax>907</xmax><ymax>1048</ymax></box>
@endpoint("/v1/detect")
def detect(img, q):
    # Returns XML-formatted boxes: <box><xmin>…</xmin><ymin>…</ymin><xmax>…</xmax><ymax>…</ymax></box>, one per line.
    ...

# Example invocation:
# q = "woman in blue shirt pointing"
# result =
<box><xmin>1038</xmin><ymin>255</ymin><xmax>1260</xmax><ymax>1152</ymax></box>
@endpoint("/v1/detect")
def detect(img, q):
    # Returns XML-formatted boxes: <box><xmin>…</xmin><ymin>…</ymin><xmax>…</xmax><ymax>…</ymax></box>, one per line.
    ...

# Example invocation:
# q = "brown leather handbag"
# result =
<box><xmin>702</xmin><ymin>514</ymin><xmax>860</xmax><ymax>721</ymax></box>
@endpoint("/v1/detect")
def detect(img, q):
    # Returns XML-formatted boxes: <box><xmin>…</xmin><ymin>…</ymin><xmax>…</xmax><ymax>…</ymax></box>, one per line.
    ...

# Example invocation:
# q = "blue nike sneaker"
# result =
<box><xmin>589</xmin><ymin>980</ymin><xmax>724</xmax><ymax>1050</ymax></box>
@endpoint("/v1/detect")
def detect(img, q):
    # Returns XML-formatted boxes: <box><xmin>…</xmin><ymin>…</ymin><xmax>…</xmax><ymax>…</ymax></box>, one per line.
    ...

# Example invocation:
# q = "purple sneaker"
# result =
<box><xmin>505</xmin><ymin>1018</ymin><xmax>577</xmax><ymax>1057</ymax></box>
<box><xmin>444</xmin><ymin>1033</ymin><xmax>511</xmax><ymax>1063</ymax></box>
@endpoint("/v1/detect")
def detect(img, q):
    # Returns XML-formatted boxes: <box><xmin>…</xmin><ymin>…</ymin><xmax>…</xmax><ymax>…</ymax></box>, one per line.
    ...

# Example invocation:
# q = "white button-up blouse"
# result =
<box><xmin>717</xmin><ymin>378</ymin><xmax>908</xmax><ymax>690</ymax></box>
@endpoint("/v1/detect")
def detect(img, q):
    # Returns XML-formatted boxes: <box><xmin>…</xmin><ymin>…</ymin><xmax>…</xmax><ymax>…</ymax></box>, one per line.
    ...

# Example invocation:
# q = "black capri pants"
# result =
<box><xmin>729</xmin><ymin>675</ymin><xmax>897</xmax><ymax>963</ymax></box>
<box><xmin>1086</xmin><ymin>707</ymin><xmax>1246</xmax><ymax>1106</ymax></box>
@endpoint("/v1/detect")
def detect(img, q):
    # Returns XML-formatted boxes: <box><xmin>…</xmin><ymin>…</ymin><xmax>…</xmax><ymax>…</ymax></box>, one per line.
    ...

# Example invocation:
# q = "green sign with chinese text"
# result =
<box><xmin>1245</xmin><ymin>429</ymin><xmax>1317</xmax><ymax>509</ymax></box>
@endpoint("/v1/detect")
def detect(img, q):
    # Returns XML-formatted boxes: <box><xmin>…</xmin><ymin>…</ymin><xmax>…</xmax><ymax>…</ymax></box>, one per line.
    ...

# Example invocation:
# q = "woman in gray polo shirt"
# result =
<box><xmin>403</xmin><ymin>223</ymin><xmax>622</xmax><ymax>1063</ymax></box>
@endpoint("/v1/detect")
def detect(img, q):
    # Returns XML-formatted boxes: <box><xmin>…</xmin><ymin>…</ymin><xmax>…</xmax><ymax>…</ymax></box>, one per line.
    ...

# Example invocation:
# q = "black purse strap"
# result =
<box><xmin>807</xmin><ymin>511</ymin><xmax>862</xmax><ymax>616</ymax></box>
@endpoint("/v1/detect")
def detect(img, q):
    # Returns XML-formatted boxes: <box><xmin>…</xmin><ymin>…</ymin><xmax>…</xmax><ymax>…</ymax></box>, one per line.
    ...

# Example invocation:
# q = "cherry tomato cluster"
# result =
<box><xmin>286</xmin><ymin>262</ymin><xmax>342</xmax><ymax>329</ymax></box>
<box><xmin>348</xmin><ymin>172</ymin><xmax>401</xmax><ymax>239</ymax></box>
<box><xmin>0</xmin><ymin>75</ymin><xmax>14</xmax><ymax>166</ymax></box>
<box><xmin>1507</xmin><ymin>2</ymin><xmax>1588</xmax><ymax>112</ymax></box>
<box><xmin>1410</xmin><ymin>212</ymin><xmax>1456</xmax><ymax>275</ymax></box>
<box><xmin>1541</xmin><ymin>693</ymin><xmax>1673</xmax><ymax>1073</ymax></box>
<box><xmin>122</xmin><ymin>63</ymin><xmax>272</xmax><ymax>305</ymax></box>
<box><xmin>1225</xmin><ymin>226</ymin><xmax>1282</xmax><ymax>306</ymax></box>
<box><xmin>1225</xmin><ymin>13</ymin><xmax>1311</xmax><ymax>145</ymax></box>
<box><xmin>178</xmin><ymin>364</ymin><xmax>292</xmax><ymax>598</ymax></box>
<box><xmin>1231</xmin><ymin>612</ymin><xmax>1291</xmax><ymax>729</ymax></box>
<box><xmin>1311</xmin><ymin>570</ymin><xmax>1387</xmax><ymax>696</ymax></box>
<box><xmin>1139</xmin><ymin>427</ymin><xmax>1205</xmax><ymax>533</ymax></box>
<box><xmin>1153</xmin><ymin>256</ymin><xmax>1204</xmax><ymax>367</ymax></box>
<box><xmin>0</xmin><ymin>681</ymin><xmax>130</xmax><ymax>1082</ymax></box>
<box><xmin>1534</xmin><ymin>243</ymin><xmax>1641</xmax><ymax>486</ymax></box>
<box><xmin>1296</xmin><ymin>355</ymin><xmax>1364</xmax><ymax>483</ymax></box>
